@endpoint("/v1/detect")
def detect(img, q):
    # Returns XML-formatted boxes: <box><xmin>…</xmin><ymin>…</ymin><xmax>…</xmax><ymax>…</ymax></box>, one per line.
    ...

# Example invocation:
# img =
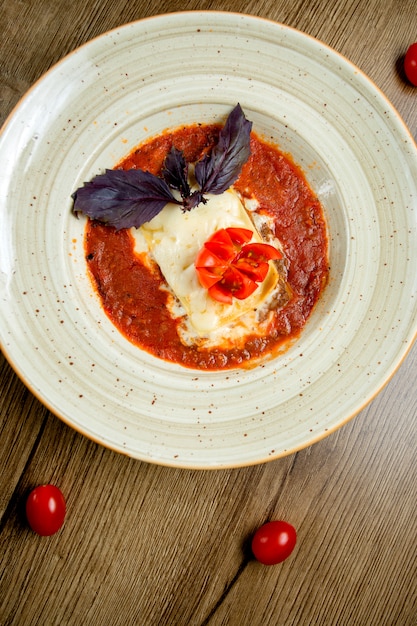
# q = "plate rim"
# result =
<box><xmin>1</xmin><ymin>11</ymin><xmax>417</xmax><ymax>468</ymax></box>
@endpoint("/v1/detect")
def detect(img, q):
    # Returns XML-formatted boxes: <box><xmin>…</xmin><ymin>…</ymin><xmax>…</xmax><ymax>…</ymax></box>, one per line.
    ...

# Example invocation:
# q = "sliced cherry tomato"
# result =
<box><xmin>209</xmin><ymin>267</ymin><xmax>257</xmax><ymax>302</ymax></box>
<box><xmin>225</xmin><ymin>227</ymin><xmax>253</xmax><ymax>246</ymax></box>
<box><xmin>195</xmin><ymin>267</ymin><xmax>225</xmax><ymax>289</ymax></box>
<box><xmin>251</xmin><ymin>520</ymin><xmax>297</xmax><ymax>565</ymax></box>
<box><xmin>204</xmin><ymin>240</ymin><xmax>235</xmax><ymax>261</ymax></box>
<box><xmin>234</xmin><ymin>258</ymin><xmax>270</xmax><ymax>282</ymax></box>
<box><xmin>221</xmin><ymin>266</ymin><xmax>258</xmax><ymax>299</ymax></box>
<box><xmin>204</xmin><ymin>229</ymin><xmax>236</xmax><ymax>257</ymax></box>
<box><xmin>235</xmin><ymin>243</ymin><xmax>281</xmax><ymax>281</ymax></box>
<box><xmin>26</xmin><ymin>484</ymin><xmax>66</xmax><ymax>536</ymax></box>
<box><xmin>208</xmin><ymin>282</ymin><xmax>234</xmax><ymax>304</ymax></box>
<box><xmin>404</xmin><ymin>42</ymin><xmax>417</xmax><ymax>86</ymax></box>
<box><xmin>195</xmin><ymin>227</ymin><xmax>281</xmax><ymax>304</ymax></box>
<box><xmin>195</xmin><ymin>246</ymin><xmax>227</xmax><ymax>270</ymax></box>
<box><xmin>239</xmin><ymin>242</ymin><xmax>282</xmax><ymax>263</ymax></box>
<box><xmin>205</xmin><ymin>227</ymin><xmax>253</xmax><ymax>250</ymax></box>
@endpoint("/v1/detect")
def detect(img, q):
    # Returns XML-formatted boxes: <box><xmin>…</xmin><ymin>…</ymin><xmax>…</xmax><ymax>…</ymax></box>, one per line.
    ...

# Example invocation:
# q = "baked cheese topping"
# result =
<box><xmin>131</xmin><ymin>189</ymin><xmax>283</xmax><ymax>335</ymax></box>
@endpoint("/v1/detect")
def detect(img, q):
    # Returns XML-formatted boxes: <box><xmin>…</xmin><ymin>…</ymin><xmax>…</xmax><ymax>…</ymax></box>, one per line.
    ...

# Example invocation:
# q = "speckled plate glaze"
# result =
<box><xmin>1</xmin><ymin>13</ymin><xmax>416</xmax><ymax>468</ymax></box>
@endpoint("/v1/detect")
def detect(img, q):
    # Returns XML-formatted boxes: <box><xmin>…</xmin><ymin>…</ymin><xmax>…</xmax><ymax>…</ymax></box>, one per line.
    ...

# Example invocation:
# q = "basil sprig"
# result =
<box><xmin>72</xmin><ymin>104</ymin><xmax>252</xmax><ymax>230</ymax></box>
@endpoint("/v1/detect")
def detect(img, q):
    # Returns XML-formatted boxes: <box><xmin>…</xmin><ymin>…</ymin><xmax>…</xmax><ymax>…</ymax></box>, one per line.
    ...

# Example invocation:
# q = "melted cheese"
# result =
<box><xmin>132</xmin><ymin>189</ymin><xmax>281</xmax><ymax>335</ymax></box>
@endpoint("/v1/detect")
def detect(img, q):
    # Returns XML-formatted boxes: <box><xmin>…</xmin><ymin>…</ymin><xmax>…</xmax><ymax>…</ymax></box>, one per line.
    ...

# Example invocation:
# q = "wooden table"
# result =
<box><xmin>1</xmin><ymin>1</ymin><xmax>416</xmax><ymax>624</ymax></box>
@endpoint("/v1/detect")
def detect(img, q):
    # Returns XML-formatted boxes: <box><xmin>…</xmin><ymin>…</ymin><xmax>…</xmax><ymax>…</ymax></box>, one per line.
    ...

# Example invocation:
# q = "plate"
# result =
<box><xmin>1</xmin><ymin>12</ymin><xmax>416</xmax><ymax>468</ymax></box>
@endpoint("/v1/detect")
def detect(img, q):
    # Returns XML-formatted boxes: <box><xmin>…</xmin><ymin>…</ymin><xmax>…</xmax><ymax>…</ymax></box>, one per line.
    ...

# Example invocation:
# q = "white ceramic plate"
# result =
<box><xmin>1</xmin><ymin>12</ymin><xmax>416</xmax><ymax>468</ymax></box>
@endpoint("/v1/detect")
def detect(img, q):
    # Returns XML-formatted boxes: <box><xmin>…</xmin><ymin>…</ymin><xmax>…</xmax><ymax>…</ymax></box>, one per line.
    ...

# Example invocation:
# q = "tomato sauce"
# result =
<box><xmin>85</xmin><ymin>124</ymin><xmax>329</xmax><ymax>370</ymax></box>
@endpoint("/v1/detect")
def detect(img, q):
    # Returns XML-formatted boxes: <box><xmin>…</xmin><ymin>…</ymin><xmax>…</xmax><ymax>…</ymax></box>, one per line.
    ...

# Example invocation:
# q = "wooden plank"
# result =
<box><xmin>0</xmin><ymin>355</ymin><xmax>48</xmax><ymax>518</ymax></box>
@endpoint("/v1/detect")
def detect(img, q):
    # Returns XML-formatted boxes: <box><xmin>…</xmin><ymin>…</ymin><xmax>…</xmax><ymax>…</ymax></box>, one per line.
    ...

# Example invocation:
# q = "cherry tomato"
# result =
<box><xmin>207</xmin><ymin>281</ymin><xmax>234</xmax><ymax>304</ymax></box>
<box><xmin>204</xmin><ymin>240</ymin><xmax>234</xmax><ymax>261</ymax></box>
<box><xmin>195</xmin><ymin>246</ymin><xmax>228</xmax><ymax>270</ymax></box>
<box><xmin>26</xmin><ymin>485</ymin><xmax>66</xmax><ymax>536</ymax></box>
<box><xmin>251</xmin><ymin>520</ymin><xmax>297</xmax><ymax>565</ymax></box>
<box><xmin>239</xmin><ymin>242</ymin><xmax>282</xmax><ymax>264</ymax></box>
<box><xmin>195</xmin><ymin>227</ymin><xmax>281</xmax><ymax>303</ymax></box>
<box><xmin>234</xmin><ymin>258</ymin><xmax>269</xmax><ymax>282</ymax></box>
<box><xmin>404</xmin><ymin>43</ymin><xmax>417</xmax><ymax>86</ymax></box>
<box><xmin>235</xmin><ymin>243</ymin><xmax>281</xmax><ymax>282</ymax></box>
<box><xmin>209</xmin><ymin>266</ymin><xmax>258</xmax><ymax>302</ymax></box>
<box><xmin>195</xmin><ymin>266</ymin><xmax>225</xmax><ymax>289</ymax></box>
<box><xmin>225</xmin><ymin>227</ymin><xmax>253</xmax><ymax>246</ymax></box>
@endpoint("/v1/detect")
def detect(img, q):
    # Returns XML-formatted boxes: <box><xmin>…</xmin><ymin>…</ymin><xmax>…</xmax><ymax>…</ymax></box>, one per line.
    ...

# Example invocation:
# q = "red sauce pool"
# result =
<box><xmin>85</xmin><ymin>124</ymin><xmax>329</xmax><ymax>370</ymax></box>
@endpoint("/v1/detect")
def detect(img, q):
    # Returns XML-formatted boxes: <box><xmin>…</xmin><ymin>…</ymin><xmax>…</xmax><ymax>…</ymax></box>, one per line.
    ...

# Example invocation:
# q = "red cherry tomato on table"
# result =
<box><xmin>404</xmin><ymin>43</ymin><xmax>417</xmax><ymax>86</ymax></box>
<box><xmin>26</xmin><ymin>485</ymin><xmax>66</xmax><ymax>536</ymax></box>
<box><xmin>251</xmin><ymin>520</ymin><xmax>297</xmax><ymax>565</ymax></box>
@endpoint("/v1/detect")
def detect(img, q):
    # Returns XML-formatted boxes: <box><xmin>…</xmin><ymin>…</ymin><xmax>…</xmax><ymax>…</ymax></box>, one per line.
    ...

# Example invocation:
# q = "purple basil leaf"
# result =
<box><xmin>162</xmin><ymin>147</ymin><xmax>191</xmax><ymax>199</ymax></box>
<box><xmin>194</xmin><ymin>103</ymin><xmax>252</xmax><ymax>195</ymax></box>
<box><xmin>72</xmin><ymin>168</ymin><xmax>180</xmax><ymax>230</ymax></box>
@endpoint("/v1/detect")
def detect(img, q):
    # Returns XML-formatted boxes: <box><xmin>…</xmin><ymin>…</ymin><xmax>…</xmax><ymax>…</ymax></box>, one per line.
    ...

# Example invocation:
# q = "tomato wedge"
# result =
<box><xmin>235</xmin><ymin>243</ymin><xmax>282</xmax><ymax>281</ymax></box>
<box><xmin>225</xmin><ymin>227</ymin><xmax>253</xmax><ymax>246</ymax></box>
<box><xmin>195</xmin><ymin>246</ymin><xmax>227</xmax><ymax>270</ymax></box>
<box><xmin>196</xmin><ymin>267</ymin><xmax>225</xmax><ymax>289</ymax></box>
<box><xmin>204</xmin><ymin>240</ymin><xmax>235</xmax><ymax>261</ymax></box>
<box><xmin>208</xmin><ymin>282</ymin><xmax>234</xmax><ymax>304</ymax></box>
<box><xmin>195</xmin><ymin>227</ymin><xmax>282</xmax><ymax>304</ymax></box>
<box><xmin>238</xmin><ymin>242</ymin><xmax>282</xmax><ymax>263</ymax></box>
<box><xmin>208</xmin><ymin>269</ymin><xmax>257</xmax><ymax>303</ymax></box>
<box><xmin>234</xmin><ymin>258</ymin><xmax>270</xmax><ymax>282</ymax></box>
<box><xmin>201</xmin><ymin>227</ymin><xmax>253</xmax><ymax>261</ymax></box>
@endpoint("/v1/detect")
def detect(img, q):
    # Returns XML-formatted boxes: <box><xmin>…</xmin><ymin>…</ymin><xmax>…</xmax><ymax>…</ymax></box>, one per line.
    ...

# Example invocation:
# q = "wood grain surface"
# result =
<box><xmin>1</xmin><ymin>1</ymin><xmax>416</xmax><ymax>624</ymax></box>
